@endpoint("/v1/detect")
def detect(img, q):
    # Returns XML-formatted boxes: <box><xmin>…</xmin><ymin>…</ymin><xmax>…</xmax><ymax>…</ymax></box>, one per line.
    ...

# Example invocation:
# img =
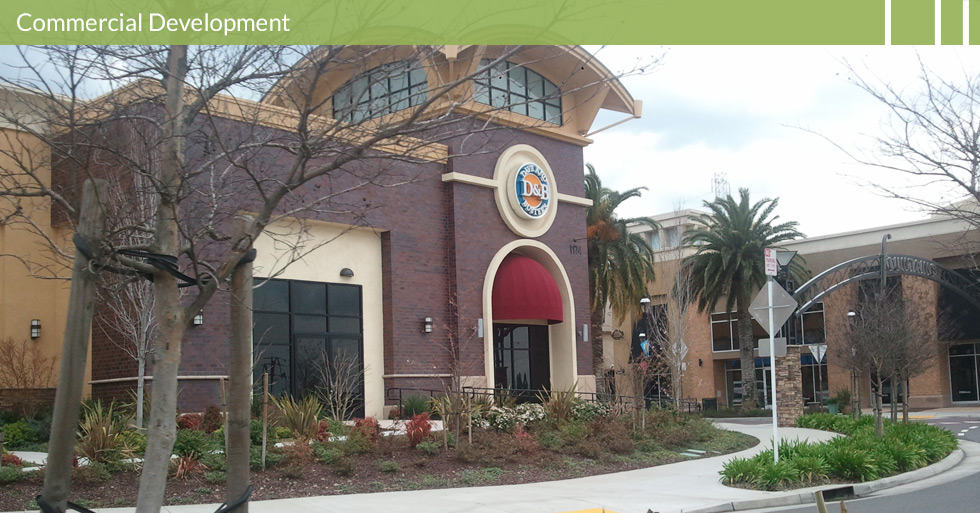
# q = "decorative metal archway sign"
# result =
<box><xmin>792</xmin><ymin>253</ymin><xmax>980</xmax><ymax>315</ymax></box>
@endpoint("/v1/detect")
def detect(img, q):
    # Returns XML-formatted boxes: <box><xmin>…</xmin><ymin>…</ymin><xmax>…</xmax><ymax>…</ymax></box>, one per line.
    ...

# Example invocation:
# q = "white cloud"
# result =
<box><xmin>584</xmin><ymin>46</ymin><xmax>980</xmax><ymax>237</ymax></box>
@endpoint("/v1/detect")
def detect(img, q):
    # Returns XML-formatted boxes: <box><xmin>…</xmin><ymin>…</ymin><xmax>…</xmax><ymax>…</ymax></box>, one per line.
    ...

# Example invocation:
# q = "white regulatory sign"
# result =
<box><xmin>764</xmin><ymin>248</ymin><xmax>778</xmax><ymax>277</ymax></box>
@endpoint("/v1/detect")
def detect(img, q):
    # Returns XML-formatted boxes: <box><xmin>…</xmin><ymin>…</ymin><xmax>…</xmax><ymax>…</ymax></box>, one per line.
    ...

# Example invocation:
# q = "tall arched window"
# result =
<box><xmin>474</xmin><ymin>59</ymin><xmax>562</xmax><ymax>124</ymax></box>
<box><xmin>332</xmin><ymin>60</ymin><xmax>428</xmax><ymax>123</ymax></box>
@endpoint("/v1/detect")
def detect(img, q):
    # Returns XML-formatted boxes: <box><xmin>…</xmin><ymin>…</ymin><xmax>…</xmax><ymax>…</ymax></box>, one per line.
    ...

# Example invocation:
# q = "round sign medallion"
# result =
<box><xmin>513</xmin><ymin>163</ymin><xmax>551</xmax><ymax>219</ymax></box>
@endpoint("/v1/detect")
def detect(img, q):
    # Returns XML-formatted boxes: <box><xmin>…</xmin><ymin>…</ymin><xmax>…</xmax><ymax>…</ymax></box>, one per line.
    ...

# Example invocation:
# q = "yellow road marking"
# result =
<box><xmin>553</xmin><ymin>509</ymin><xmax>622</xmax><ymax>513</ymax></box>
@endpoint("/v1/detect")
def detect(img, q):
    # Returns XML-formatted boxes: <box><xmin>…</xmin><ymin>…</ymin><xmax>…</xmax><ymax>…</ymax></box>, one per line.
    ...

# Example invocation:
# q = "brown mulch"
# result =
<box><xmin>0</xmin><ymin>432</ymin><xmax>757</xmax><ymax>512</ymax></box>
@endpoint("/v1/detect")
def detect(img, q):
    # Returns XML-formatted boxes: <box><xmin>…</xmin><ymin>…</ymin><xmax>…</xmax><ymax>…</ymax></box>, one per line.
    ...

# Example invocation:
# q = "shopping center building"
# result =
<box><xmin>612</xmin><ymin>210</ymin><xmax>980</xmax><ymax>411</ymax></box>
<box><xmin>0</xmin><ymin>46</ymin><xmax>640</xmax><ymax>417</ymax></box>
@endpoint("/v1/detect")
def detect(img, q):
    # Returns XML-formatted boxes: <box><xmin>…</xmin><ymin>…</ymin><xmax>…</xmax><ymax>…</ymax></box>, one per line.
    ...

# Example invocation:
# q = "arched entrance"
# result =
<box><xmin>482</xmin><ymin>241</ymin><xmax>577</xmax><ymax>395</ymax></box>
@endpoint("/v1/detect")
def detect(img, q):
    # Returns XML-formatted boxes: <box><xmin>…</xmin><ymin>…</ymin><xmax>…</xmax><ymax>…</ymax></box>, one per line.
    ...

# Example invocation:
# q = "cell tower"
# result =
<box><xmin>712</xmin><ymin>172</ymin><xmax>730</xmax><ymax>198</ymax></box>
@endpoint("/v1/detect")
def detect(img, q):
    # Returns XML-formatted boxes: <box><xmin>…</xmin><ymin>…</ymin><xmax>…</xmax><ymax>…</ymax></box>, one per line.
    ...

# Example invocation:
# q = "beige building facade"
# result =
<box><xmin>607</xmin><ymin>210</ymin><xmax>980</xmax><ymax>411</ymax></box>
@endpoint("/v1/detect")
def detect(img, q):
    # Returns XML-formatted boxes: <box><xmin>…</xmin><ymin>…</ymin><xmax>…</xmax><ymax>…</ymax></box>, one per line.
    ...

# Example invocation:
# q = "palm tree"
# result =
<box><xmin>683</xmin><ymin>188</ymin><xmax>803</xmax><ymax>410</ymax></box>
<box><xmin>584</xmin><ymin>164</ymin><xmax>658</xmax><ymax>370</ymax></box>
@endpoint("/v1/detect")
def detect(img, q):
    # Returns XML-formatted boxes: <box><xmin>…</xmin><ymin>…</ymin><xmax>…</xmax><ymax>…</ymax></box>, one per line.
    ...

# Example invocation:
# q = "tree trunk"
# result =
<box><xmin>873</xmin><ymin>374</ymin><xmax>884</xmax><ymax>438</ymax></box>
<box><xmin>41</xmin><ymin>179</ymin><xmax>107</xmax><ymax>513</ymax></box>
<box><xmin>850</xmin><ymin>371</ymin><xmax>861</xmax><ymax>420</ymax></box>
<box><xmin>736</xmin><ymin>305</ymin><xmax>757</xmax><ymax>411</ymax></box>
<box><xmin>889</xmin><ymin>371</ymin><xmax>898</xmax><ymax>423</ymax></box>
<box><xmin>902</xmin><ymin>379</ymin><xmax>910</xmax><ymax>423</ymax></box>
<box><xmin>227</xmin><ymin>217</ymin><xmax>254</xmax><ymax>513</ymax></box>
<box><xmin>136</xmin><ymin>44</ymin><xmax>187</xmax><ymax>513</ymax></box>
<box><xmin>136</xmin><ymin>354</ymin><xmax>145</xmax><ymax>430</ymax></box>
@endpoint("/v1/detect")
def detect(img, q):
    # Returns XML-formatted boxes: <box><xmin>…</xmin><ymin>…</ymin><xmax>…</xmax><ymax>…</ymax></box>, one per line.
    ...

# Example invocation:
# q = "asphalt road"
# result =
<box><xmin>743</xmin><ymin>470</ymin><xmax>980</xmax><ymax>513</ymax></box>
<box><xmin>918</xmin><ymin>416</ymin><xmax>980</xmax><ymax>443</ymax></box>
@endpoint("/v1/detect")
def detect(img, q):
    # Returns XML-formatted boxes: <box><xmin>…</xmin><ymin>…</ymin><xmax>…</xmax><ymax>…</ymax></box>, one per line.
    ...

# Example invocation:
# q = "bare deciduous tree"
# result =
<box><xmin>315</xmin><ymin>349</ymin><xmax>366</xmax><ymax>421</ymax></box>
<box><xmin>840</xmin><ymin>282</ymin><xmax>937</xmax><ymax>437</ymax></box>
<box><xmin>0</xmin><ymin>337</ymin><xmax>58</xmax><ymax>389</ymax></box>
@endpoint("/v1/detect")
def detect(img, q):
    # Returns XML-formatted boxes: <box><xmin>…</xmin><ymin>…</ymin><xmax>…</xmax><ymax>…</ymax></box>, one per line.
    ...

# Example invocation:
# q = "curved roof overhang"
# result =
<box><xmin>261</xmin><ymin>45</ymin><xmax>640</xmax><ymax>142</ymax></box>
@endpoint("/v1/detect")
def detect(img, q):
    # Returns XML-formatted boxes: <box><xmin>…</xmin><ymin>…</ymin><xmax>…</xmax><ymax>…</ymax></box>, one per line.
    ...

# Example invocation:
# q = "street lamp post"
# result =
<box><xmin>768</xmin><ymin>250</ymin><xmax>796</xmax><ymax>464</ymax></box>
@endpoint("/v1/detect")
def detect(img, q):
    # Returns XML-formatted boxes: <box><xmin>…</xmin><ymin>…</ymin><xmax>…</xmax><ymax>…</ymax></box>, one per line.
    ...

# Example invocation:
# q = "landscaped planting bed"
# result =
<box><xmin>720</xmin><ymin>413</ymin><xmax>958</xmax><ymax>490</ymax></box>
<box><xmin>0</xmin><ymin>395</ymin><xmax>756</xmax><ymax>511</ymax></box>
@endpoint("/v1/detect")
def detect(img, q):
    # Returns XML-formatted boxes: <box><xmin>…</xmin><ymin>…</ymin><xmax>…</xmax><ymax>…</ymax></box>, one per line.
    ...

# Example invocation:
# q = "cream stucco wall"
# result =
<box><xmin>252</xmin><ymin>219</ymin><xmax>386</xmax><ymax>418</ymax></box>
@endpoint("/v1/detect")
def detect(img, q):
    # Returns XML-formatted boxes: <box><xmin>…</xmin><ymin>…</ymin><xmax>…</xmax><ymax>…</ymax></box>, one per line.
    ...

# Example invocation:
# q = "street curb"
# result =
<box><xmin>683</xmin><ymin>446</ymin><xmax>966</xmax><ymax>513</ymax></box>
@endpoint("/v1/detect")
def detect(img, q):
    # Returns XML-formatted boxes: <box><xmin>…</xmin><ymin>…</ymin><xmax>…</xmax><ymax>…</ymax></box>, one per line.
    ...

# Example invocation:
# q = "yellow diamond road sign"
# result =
<box><xmin>749</xmin><ymin>283</ymin><xmax>797</xmax><ymax>335</ymax></box>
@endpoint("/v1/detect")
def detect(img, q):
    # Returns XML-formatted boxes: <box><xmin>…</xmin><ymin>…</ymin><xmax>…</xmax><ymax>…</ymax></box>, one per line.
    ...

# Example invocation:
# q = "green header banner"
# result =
<box><xmin>0</xmin><ymin>0</ymin><xmax>975</xmax><ymax>45</ymax></box>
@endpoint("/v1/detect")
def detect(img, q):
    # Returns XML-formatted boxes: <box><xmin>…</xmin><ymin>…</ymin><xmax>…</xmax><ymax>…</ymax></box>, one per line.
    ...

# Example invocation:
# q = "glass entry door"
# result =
<box><xmin>950</xmin><ymin>343</ymin><xmax>979</xmax><ymax>402</ymax></box>
<box><xmin>493</xmin><ymin>324</ymin><xmax>550</xmax><ymax>401</ymax></box>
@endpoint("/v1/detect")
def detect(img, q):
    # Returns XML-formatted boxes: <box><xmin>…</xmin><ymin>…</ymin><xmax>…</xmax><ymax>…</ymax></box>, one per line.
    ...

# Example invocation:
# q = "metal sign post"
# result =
<box><xmin>752</xmin><ymin>252</ymin><xmax>797</xmax><ymax>465</ymax></box>
<box><xmin>767</xmin><ymin>276</ymin><xmax>779</xmax><ymax>462</ymax></box>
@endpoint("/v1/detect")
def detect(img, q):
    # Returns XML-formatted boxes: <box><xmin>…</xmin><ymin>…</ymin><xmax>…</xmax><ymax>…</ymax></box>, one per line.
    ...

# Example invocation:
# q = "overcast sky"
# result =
<box><xmin>582</xmin><ymin>46</ymin><xmax>980</xmax><ymax>237</ymax></box>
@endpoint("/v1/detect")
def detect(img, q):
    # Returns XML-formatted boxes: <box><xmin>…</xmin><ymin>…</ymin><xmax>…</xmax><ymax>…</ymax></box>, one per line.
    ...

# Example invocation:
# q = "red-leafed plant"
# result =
<box><xmin>201</xmin><ymin>405</ymin><xmax>223</xmax><ymax>433</ymax></box>
<box><xmin>354</xmin><ymin>417</ymin><xmax>381</xmax><ymax>443</ymax></box>
<box><xmin>315</xmin><ymin>420</ymin><xmax>333</xmax><ymax>442</ymax></box>
<box><xmin>1</xmin><ymin>453</ymin><xmax>23</xmax><ymax>467</ymax></box>
<box><xmin>405</xmin><ymin>412</ymin><xmax>431</xmax><ymax>448</ymax></box>
<box><xmin>512</xmin><ymin>425</ymin><xmax>538</xmax><ymax>455</ymax></box>
<box><xmin>177</xmin><ymin>413</ymin><xmax>203</xmax><ymax>431</ymax></box>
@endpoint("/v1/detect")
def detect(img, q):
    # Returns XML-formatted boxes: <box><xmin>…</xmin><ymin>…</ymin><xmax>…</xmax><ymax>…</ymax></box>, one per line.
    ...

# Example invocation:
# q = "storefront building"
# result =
<box><xmin>0</xmin><ymin>46</ymin><xmax>640</xmax><ymax>418</ymax></box>
<box><xmin>614</xmin><ymin>210</ymin><xmax>980</xmax><ymax>411</ymax></box>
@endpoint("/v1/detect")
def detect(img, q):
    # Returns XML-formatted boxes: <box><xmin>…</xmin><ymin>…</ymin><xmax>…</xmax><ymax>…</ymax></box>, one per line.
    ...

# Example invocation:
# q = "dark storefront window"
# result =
<box><xmin>253</xmin><ymin>279</ymin><xmax>363</xmax><ymax>415</ymax></box>
<box><xmin>950</xmin><ymin>342</ymin><xmax>980</xmax><ymax>403</ymax></box>
<box><xmin>711</xmin><ymin>312</ymin><xmax>764</xmax><ymax>352</ymax></box>
<box><xmin>332</xmin><ymin>60</ymin><xmax>428</xmax><ymax>123</ymax></box>
<box><xmin>474</xmin><ymin>59</ymin><xmax>562</xmax><ymax>124</ymax></box>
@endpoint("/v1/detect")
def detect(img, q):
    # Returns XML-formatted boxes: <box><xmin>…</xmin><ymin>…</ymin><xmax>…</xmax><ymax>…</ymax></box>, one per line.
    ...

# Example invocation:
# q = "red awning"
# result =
<box><xmin>492</xmin><ymin>254</ymin><xmax>563</xmax><ymax>323</ymax></box>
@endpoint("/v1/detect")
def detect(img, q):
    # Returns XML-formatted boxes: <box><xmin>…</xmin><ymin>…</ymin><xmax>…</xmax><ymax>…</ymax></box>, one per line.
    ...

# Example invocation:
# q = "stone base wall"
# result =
<box><xmin>776</xmin><ymin>346</ymin><xmax>804</xmax><ymax>427</ymax></box>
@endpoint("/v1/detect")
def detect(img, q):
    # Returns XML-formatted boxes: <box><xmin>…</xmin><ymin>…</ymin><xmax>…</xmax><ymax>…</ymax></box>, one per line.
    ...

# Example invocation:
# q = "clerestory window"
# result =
<box><xmin>332</xmin><ymin>60</ymin><xmax>428</xmax><ymax>123</ymax></box>
<box><xmin>474</xmin><ymin>59</ymin><xmax>562</xmax><ymax>124</ymax></box>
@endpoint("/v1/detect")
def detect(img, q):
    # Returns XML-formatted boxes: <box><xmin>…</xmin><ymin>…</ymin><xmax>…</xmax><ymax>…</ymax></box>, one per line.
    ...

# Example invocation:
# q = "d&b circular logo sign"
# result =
<box><xmin>513</xmin><ymin>163</ymin><xmax>551</xmax><ymax>219</ymax></box>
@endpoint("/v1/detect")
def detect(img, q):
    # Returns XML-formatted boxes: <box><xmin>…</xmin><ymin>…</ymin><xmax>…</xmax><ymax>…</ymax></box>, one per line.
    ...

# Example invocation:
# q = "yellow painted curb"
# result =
<box><xmin>554</xmin><ymin>509</ymin><xmax>622</xmax><ymax>513</ymax></box>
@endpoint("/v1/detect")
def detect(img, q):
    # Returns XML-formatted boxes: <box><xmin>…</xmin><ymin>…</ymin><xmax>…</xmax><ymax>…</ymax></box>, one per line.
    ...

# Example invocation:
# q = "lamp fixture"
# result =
<box><xmin>192</xmin><ymin>313</ymin><xmax>204</xmax><ymax>326</ymax></box>
<box><xmin>340</xmin><ymin>267</ymin><xmax>354</xmax><ymax>278</ymax></box>
<box><xmin>423</xmin><ymin>317</ymin><xmax>433</xmax><ymax>334</ymax></box>
<box><xmin>698</xmin><ymin>358</ymin><xmax>703</xmax><ymax>367</ymax></box>
<box><xmin>776</xmin><ymin>250</ymin><xmax>798</xmax><ymax>268</ymax></box>
<box><xmin>30</xmin><ymin>319</ymin><xmax>40</xmax><ymax>339</ymax></box>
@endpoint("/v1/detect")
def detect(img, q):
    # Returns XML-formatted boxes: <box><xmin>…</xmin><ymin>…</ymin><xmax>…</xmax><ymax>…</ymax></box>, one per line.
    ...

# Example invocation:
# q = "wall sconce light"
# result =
<box><xmin>698</xmin><ymin>358</ymin><xmax>703</xmax><ymax>367</ymax></box>
<box><xmin>30</xmin><ymin>319</ymin><xmax>40</xmax><ymax>339</ymax></box>
<box><xmin>422</xmin><ymin>317</ymin><xmax>433</xmax><ymax>334</ymax></box>
<box><xmin>192</xmin><ymin>313</ymin><xmax>204</xmax><ymax>327</ymax></box>
<box><xmin>340</xmin><ymin>268</ymin><xmax>354</xmax><ymax>278</ymax></box>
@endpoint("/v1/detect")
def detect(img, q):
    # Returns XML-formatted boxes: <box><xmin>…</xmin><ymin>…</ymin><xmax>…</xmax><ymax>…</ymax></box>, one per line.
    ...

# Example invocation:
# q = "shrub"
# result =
<box><xmin>204</xmin><ymin>470</ymin><xmax>226</xmax><ymax>484</ymax></box>
<box><xmin>1</xmin><ymin>453</ymin><xmax>23</xmax><ymax>467</ymax></box>
<box><xmin>177</xmin><ymin>413</ymin><xmax>204</xmax><ymax>431</ymax></box>
<box><xmin>354</xmin><ymin>417</ymin><xmax>381</xmax><ymax>443</ymax></box>
<box><xmin>512</xmin><ymin>425</ymin><xmax>538</xmax><ymax>455</ymax></box>
<box><xmin>791</xmin><ymin>455</ymin><xmax>829</xmax><ymax>483</ymax></box>
<box><xmin>76</xmin><ymin>401</ymin><xmax>129</xmax><ymax>464</ymax></box>
<box><xmin>73</xmin><ymin>461</ymin><xmax>111</xmax><ymax>485</ymax></box>
<box><xmin>400</xmin><ymin>395</ymin><xmax>431</xmax><ymax>417</ymax></box>
<box><xmin>537</xmin><ymin>386</ymin><xmax>577</xmax><ymax>427</ymax></box>
<box><xmin>571</xmin><ymin>401</ymin><xmax>612</xmax><ymax>422</ymax></box>
<box><xmin>119</xmin><ymin>430</ymin><xmax>147</xmax><ymax>457</ymax></box>
<box><xmin>173</xmin><ymin>429</ymin><xmax>214</xmax><ymax>458</ymax></box>
<box><xmin>826</xmin><ymin>446</ymin><xmax>878</xmax><ymax>482</ymax></box>
<box><xmin>415</xmin><ymin>440</ymin><xmax>440</xmax><ymax>456</ymax></box>
<box><xmin>201</xmin><ymin>405</ymin><xmax>223</xmax><ymax>433</ymax></box>
<box><xmin>720</xmin><ymin>457</ymin><xmax>763</xmax><ymax>485</ymax></box>
<box><xmin>280</xmin><ymin>440</ymin><xmax>313</xmax><ymax>479</ymax></box>
<box><xmin>0</xmin><ymin>465</ymin><xmax>22</xmax><ymax>484</ymax></box>
<box><xmin>272</xmin><ymin>395</ymin><xmax>322</xmax><ymax>440</ymax></box>
<box><xmin>2</xmin><ymin>420</ymin><xmax>38</xmax><ymax>449</ymax></box>
<box><xmin>171</xmin><ymin>455</ymin><xmax>205</xmax><ymax>479</ymax></box>
<box><xmin>313</xmin><ymin>443</ymin><xmax>345</xmax><ymax>464</ymax></box>
<box><xmin>406</xmin><ymin>412</ymin><xmax>432</xmax><ymax>448</ymax></box>
<box><xmin>753</xmin><ymin>460</ymin><xmax>800</xmax><ymax>490</ymax></box>
<box><xmin>378</xmin><ymin>459</ymin><xmax>400</xmax><ymax>473</ymax></box>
